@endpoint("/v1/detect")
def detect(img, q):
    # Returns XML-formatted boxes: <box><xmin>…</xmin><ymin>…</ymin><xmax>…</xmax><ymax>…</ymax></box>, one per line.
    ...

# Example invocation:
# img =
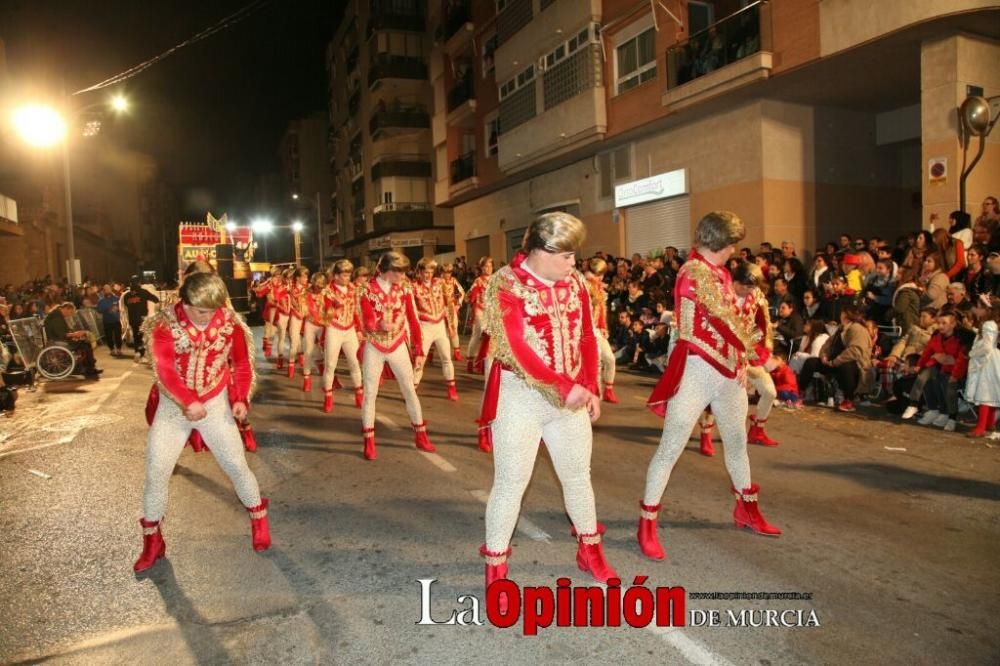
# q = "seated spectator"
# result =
<box><xmin>825</xmin><ymin>275</ymin><xmax>855</xmax><ymax>322</ymax></box>
<box><xmin>624</xmin><ymin>280</ymin><xmax>649</xmax><ymax>316</ymax></box>
<box><xmin>885</xmin><ymin>306</ymin><xmax>937</xmax><ymax>370</ymax></box>
<box><xmin>621</xmin><ymin>318</ymin><xmax>647</xmax><ymax>366</ymax></box>
<box><xmin>808</xmin><ymin>253</ymin><xmax>835</xmax><ymax>294</ymax></box>
<box><xmin>798</xmin><ymin>305</ymin><xmax>873</xmax><ymax>412</ymax></box>
<box><xmin>801</xmin><ymin>288</ymin><xmax>825</xmax><ymax>320</ymax></box>
<box><xmin>961</xmin><ymin>244</ymin><xmax>993</xmax><ymax>301</ymax></box>
<box><xmin>610</xmin><ymin>311</ymin><xmax>632</xmax><ymax>359</ymax></box>
<box><xmin>43</xmin><ymin>302</ymin><xmax>100</xmax><ymax>378</ymax></box>
<box><xmin>783</xmin><ymin>257</ymin><xmax>807</xmax><ymax>307</ymax></box>
<box><xmin>642</xmin><ymin>320</ymin><xmax>672</xmax><ymax>372</ymax></box>
<box><xmin>945</xmin><ymin>282</ymin><xmax>973</xmax><ymax>315</ymax></box>
<box><xmin>769</xmin><ymin>278</ymin><xmax>789</xmax><ymax>314</ymax></box>
<box><xmin>789</xmin><ymin>317</ymin><xmax>830</xmax><ymax>374</ymax></box>
<box><xmin>842</xmin><ymin>253</ymin><xmax>864</xmax><ymax>295</ymax></box>
<box><xmin>863</xmin><ymin>259</ymin><xmax>896</xmax><ymax>323</ymax></box>
<box><xmin>774</xmin><ymin>300</ymin><xmax>804</xmax><ymax>353</ymax></box>
<box><xmin>900</xmin><ymin>309</ymin><xmax>969</xmax><ymax>431</ymax></box>
<box><xmin>917</xmin><ymin>252</ymin><xmax>949</xmax><ymax>309</ymax></box>
<box><xmin>884</xmin><ymin>353</ymin><xmax>922</xmax><ymax>416</ymax></box>
<box><xmin>892</xmin><ymin>266</ymin><xmax>923</xmax><ymax>335</ymax></box>
<box><xmin>769</xmin><ymin>351</ymin><xmax>800</xmax><ymax>407</ymax></box>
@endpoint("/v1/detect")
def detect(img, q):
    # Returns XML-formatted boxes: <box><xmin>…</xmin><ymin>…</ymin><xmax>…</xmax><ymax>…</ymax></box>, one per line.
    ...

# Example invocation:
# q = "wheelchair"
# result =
<box><xmin>8</xmin><ymin>315</ymin><xmax>99</xmax><ymax>381</ymax></box>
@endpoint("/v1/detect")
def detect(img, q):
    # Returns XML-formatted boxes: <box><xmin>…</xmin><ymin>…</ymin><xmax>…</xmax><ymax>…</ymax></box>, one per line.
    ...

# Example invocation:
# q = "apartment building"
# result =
<box><xmin>326</xmin><ymin>0</ymin><xmax>455</xmax><ymax>265</ymax></box>
<box><xmin>279</xmin><ymin>113</ymin><xmax>333</xmax><ymax>264</ymax></box>
<box><xmin>427</xmin><ymin>0</ymin><xmax>1000</xmax><ymax>264</ymax></box>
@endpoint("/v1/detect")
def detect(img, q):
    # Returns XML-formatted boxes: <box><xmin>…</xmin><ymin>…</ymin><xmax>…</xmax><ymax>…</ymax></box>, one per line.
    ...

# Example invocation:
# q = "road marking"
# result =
<box><xmin>469</xmin><ymin>489</ymin><xmax>552</xmax><ymax>543</ymax></box>
<box><xmin>421</xmin><ymin>451</ymin><xmax>457</xmax><ymax>472</ymax></box>
<box><xmin>376</xmin><ymin>415</ymin><xmax>399</xmax><ymax>429</ymax></box>
<box><xmin>643</xmin><ymin>624</ymin><xmax>735</xmax><ymax>666</ymax></box>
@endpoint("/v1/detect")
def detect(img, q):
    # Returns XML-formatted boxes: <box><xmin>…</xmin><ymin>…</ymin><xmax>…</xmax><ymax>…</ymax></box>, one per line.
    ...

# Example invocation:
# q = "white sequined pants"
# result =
<box><xmin>413</xmin><ymin>320</ymin><xmax>455</xmax><ymax>386</ymax></box>
<box><xmin>747</xmin><ymin>366</ymin><xmax>776</xmax><ymax>421</ymax></box>
<box><xmin>643</xmin><ymin>355</ymin><xmax>751</xmax><ymax>505</ymax></box>
<box><xmin>272</xmin><ymin>312</ymin><xmax>289</xmax><ymax>358</ymax></box>
<box><xmin>288</xmin><ymin>315</ymin><xmax>304</xmax><ymax>360</ymax></box>
<box><xmin>485</xmin><ymin>371</ymin><xmax>598</xmax><ymax>552</ymax></box>
<box><xmin>597</xmin><ymin>334</ymin><xmax>616</xmax><ymax>388</ymax></box>
<box><xmin>302</xmin><ymin>321</ymin><xmax>323</xmax><ymax>376</ymax></box>
<box><xmin>143</xmin><ymin>390</ymin><xmax>261</xmax><ymax>520</ymax></box>
<box><xmin>362</xmin><ymin>343</ymin><xmax>423</xmax><ymax>429</ymax></box>
<box><xmin>263</xmin><ymin>304</ymin><xmax>276</xmax><ymax>342</ymax></box>
<box><xmin>467</xmin><ymin>311</ymin><xmax>485</xmax><ymax>360</ymax></box>
<box><xmin>323</xmin><ymin>326</ymin><xmax>362</xmax><ymax>391</ymax></box>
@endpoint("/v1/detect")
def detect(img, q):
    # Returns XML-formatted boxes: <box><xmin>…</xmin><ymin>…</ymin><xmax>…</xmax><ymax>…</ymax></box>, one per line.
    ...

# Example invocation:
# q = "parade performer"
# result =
<box><xmin>357</xmin><ymin>251</ymin><xmax>435</xmax><ymax>460</ymax></box>
<box><xmin>440</xmin><ymin>262</ymin><xmax>466</xmax><ymax>361</ymax></box>
<box><xmin>271</xmin><ymin>269</ymin><xmax>291</xmax><ymax>370</ymax></box>
<box><xmin>286</xmin><ymin>267</ymin><xmax>310</xmax><ymax>379</ymax></box>
<box><xmin>301</xmin><ymin>272</ymin><xmax>328</xmax><ymax>392</ymax></box>
<box><xmin>478</xmin><ymin>212</ymin><xmax>617</xmax><ymax>611</ymax></box>
<box><xmin>732</xmin><ymin>261</ymin><xmax>781</xmax><ymax>447</ymax></box>
<box><xmin>412</xmin><ymin>258</ymin><xmax>458</xmax><ymax>400</ymax></box>
<box><xmin>322</xmin><ymin>259</ymin><xmax>364</xmax><ymax>413</ymax></box>
<box><xmin>133</xmin><ymin>272</ymin><xmax>270</xmax><ymax>573</ymax></box>
<box><xmin>255</xmin><ymin>266</ymin><xmax>280</xmax><ymax>358</ymax></box>
<box><xmin>640</xmin><ymin>211</ymin><xmax>781</xmax><ymax>562</ymax></box>
<box><xmin>584</xmin><ymin>257</ymin><xmax>619</xmax><ymax>404</ymax></box>
<box><xmin>466</xmin><ymin>256</ymin><xmax>493</xmax><ymax>374</ymax></box>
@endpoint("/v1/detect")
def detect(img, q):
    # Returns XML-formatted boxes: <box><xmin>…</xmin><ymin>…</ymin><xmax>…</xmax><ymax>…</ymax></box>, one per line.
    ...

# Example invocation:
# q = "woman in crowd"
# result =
<box><xmin>783</xmin><ymin>257</ymin><xmax>807</xmax><ymax>308</ymax></box>
<box><xmin>903</xmin><ymin>230</ymin><xmax>935</xmax><ymax>272</ymax></box>
<box><xmin>801</xmin><ymin>288</ymin><xmax>824</xmax><ymax>320</ymax></box>
<box><xmin>933</xmin><ymin>228</ymin><xmax>965</xmax><ymax>280</ymax></box>
<box><xmin>133</xmin><ymin>272</ymin><xmax>270</xmax><ymax>573</ymax></box>
<box><xmin>918</xmin><ymin>252</ymin><xmax>950</xmax><ymax>309</ymax></box>
<box><xmin>798</xmin><ymin>305</ymin><xmax>872</xmax><ymax>412</ymax></box>
<box><xmin>788</xmin><ymin>317</ymin><xmax>831</xmax><ymax>375</ymax></box>
<box><xmin>962</xmin><ymin>244</ymin><xmax>994</xmax><ymax>302</ymax></box>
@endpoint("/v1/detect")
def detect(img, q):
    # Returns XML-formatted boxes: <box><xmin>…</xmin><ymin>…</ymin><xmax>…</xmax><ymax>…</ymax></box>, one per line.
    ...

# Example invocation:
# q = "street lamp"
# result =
<box><xmin>10</xmin><ymin>94</ymin><xmax>129</xmax><ymax>284</ymax></box>
<box><xmin>291</xmin><ymin>191</ymin><xmax>325</xmax><ymax>269</ymax></box>
<box><xmin>958</xmin><ymin>95</ymin><xmax>1000</xmax><ymax>216</ymax></box>
<box><xmin>291</xmin><ymin>220</ymin><xmax>304</xmax><ymax>265</ymax></box>
<box><xmin>252</xmin><ymin>218</ymin><xmax>274</xmax><ymax>262</ymax></box>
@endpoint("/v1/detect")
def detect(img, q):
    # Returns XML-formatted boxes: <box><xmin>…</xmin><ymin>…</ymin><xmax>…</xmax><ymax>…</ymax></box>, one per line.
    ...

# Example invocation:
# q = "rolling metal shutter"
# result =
<box><xmin>625</xmin><ymin>195</ymin><xmax>691</xmax><ymax>257</ymax></box>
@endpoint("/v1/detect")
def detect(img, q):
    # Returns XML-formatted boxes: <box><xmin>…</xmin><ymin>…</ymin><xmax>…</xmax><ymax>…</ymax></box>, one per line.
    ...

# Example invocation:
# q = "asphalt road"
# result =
<box><xmin>1</xmin><ymin>329</ymin><xmax>998</xmax><ymax>665</ymax></box>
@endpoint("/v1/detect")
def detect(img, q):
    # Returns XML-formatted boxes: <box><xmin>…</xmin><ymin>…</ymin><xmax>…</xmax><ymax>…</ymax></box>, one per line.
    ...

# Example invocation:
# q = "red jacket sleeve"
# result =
<box><xmin>951</xmin><ymin>345</ymin><xmax>969</xmax><ymax>379</ymax></box>
<box><xmin>405</xmin><ymin>290</ymin><xmax>424</xmax><ymax>355</ymax></box>
<box><xmin>917</xmin><ymin>335</ymin><xmax>939</xmax><ymax>369</ymax></box>
<box><xmin>499</xmin><ymin>288</ymin><xmax>576</xmax><ymax>401</ymax></box>
<box><xmin>228</xmin><ymin>323</ymin><xmax>253</xmax><ymax>405</ymax></box>
<box><xmin>946</xmin><ymin>240</ymin><xmax>966</xmax><ymax>279</ymax></box>
<box><xmin>151</xmin><ymin>323</ymin><xmax>199</xmax><ymax>407</ymax></box>
<box><xmin>360</xmin><ymin>292</ymin><xmax>378</xmax><ymax>334</ymax></box>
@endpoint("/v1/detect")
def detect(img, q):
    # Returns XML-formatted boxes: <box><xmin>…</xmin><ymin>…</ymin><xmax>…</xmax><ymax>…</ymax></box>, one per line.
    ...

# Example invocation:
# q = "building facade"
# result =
<box><xmin>422</xmin><ymin>0</ymin><xmax>999</xmax><ymax>265</ymax></box>
<box><xmin>279</xmin><ymin>113</ymin><xmax>334</xmax><ymax>266</ymax></box>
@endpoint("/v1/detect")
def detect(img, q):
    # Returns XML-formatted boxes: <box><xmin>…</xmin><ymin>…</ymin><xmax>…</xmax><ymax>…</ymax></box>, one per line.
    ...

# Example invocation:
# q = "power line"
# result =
<box><xmin>72</xmin><ymin>0</ymin><xmax>273</xmax><ymax>95</ymax></box>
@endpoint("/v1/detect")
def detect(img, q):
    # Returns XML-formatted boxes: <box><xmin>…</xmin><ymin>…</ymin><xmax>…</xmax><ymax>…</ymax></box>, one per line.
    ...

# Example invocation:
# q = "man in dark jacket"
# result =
<box><xmin>774</xmin><ymin>299</ymin><xmax>804</xmax><ymax>354</ymax></box>
<box><xmin>123</xmin><ymin>277</ymin><xmax>159</xmax><ymax>360</ymax></box>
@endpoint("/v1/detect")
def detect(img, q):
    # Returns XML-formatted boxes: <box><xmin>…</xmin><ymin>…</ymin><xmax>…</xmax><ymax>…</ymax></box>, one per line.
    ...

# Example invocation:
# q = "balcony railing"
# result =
<box><xmin>368</xmin><ymin>53</ymin><xmax>428</xmax><ymax>88</ymax></box>
<box><xmin>450</xmin><ymin>151</ymin><xmax>476</xmax><ymax>184</ymax></box>
<box><xmin>666</xmin><ymin>0</ymin><xmax>769</xmax><ymax>89</ymax></box>
<box><xmin>372</xmin><ymin>202</ymin><xmax>434</xmax><ymax>234</ymax></box>
<box><xmin>447</xmin><ymin>72</ymin><xmax>475</xmax><ymax>112</ymax></box>
<box><xmin>369</xmin><ymin>102</ymin><xmax>430</xmax><ymax>137</ymax></box>
<box><xmin>367</xmin><ymin>7</ymin><xmax>425</xmax><ymax>39</ymax></box>
<box><xmin>371</xmin><ymin>154</ymin><xmax>432</xmax><ymax>180</ymax></box>
<box><xmin>443</xmin><ymin>1</ymin><xmax>471</xmax><ymax>42</ymax></box>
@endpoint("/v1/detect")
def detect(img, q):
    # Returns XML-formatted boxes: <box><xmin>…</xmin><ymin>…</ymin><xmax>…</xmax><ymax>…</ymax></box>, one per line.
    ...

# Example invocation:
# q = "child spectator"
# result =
<box><xmin>864</xmin><ymin>259</ymin><xmax>896</xmax><ymax>323</ymax></box>
<box><xmin>964</xmin><ymin>300</ymin><xmax>1000</xmax><ymax>438</ymax></box>
<box><xmin>770</xmin><ymin>352</ymin><xmax>800</xmax><ymax>407</ymax></box>
<box><xmin>901</xmin><ymin>309</ymin><xmax>969</xmax><ymax>431</ymax></box>
<box><xmin>885</xmin><ymin>354</ymin><xmax>923</xmax><ymax>416</ymax></box>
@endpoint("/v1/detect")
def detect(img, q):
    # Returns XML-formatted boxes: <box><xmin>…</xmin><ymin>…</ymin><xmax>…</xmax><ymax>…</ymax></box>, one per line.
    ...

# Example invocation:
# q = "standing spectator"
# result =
<box><xmin>123</xmin><ymin>276</ymin><xmax>160</xmax><ymax>361</ymax></box>
<box><xmin>902</xmin><ymin>309</ymin><xmax>969</xmax><ymax>431</ymax></box>
<box><xmin>781</xmin><ymin>241</ymin><xmax>797</xmax><ymax>259</ymax></box>
<box><xmin>798</xmin><ymin>305</ymin><xmax>872</xmax><ymax>412</ymax></box>
<box><xmin>97</xmin><ymin>284</ymin><xmax>124</xmax><ymax>356</ymax></box>
<box><xmin>891</xmin><ymin>267</ymin><xmax>924</xmax><ymax>336</ymax></box>
<box><xmin>948</xmin><ymin>210</ymin><xmax>974</xmax><ymax>249</ymax></box>
<box><xmin>961</xmin><ymin>244</ymin><xmax>993</xmax><ymax>302</ymax></box>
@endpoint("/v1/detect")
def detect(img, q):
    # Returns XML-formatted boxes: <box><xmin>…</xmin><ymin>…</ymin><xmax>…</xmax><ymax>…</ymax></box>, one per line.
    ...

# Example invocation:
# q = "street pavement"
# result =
<box><xmin>1</xmin><ymin>329</ymin><xmax>998</xmax><ymax>665</ymax></box>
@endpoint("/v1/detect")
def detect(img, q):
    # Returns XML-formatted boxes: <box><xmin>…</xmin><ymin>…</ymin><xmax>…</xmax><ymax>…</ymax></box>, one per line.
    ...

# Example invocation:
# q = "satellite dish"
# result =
<box><xmin>961</xmin><ymin>96</ymin><xmax>992</xmax><ymax>137</ymax></box>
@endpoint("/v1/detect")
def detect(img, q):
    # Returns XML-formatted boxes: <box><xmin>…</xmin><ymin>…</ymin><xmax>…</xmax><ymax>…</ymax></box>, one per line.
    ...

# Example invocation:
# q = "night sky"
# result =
<box><xmin>1</xmin><ymin>0</ymin><xmax>343</xmax><ymax>217</ymax></box>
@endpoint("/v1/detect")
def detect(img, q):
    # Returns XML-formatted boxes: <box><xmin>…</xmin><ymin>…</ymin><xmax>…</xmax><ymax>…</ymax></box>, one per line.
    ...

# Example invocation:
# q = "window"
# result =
<box><xmin>615</xmin><ymin>27</ymin><xmax>656</xmax><ymax>94</ymax></box>
<box><xmin>499</xmin><ymin>63</ymin><xmax>535</xmax><ymax>100</ymax></box>
<box><xmin>543</xmin><ymin>23</ymin><xmax>597</xmax><ymax>69</ymax></box>
<box><xmin>687</xmin><ymin>1</ymin><xmax>715</xmax><ymax>36</ymax></box>
<box><xmin>485</xmin><ymin>114</ymin><xmax>499</xmax><ymax>157</ymax></box>
<box><xmin>598</xmin><ymin>145</ymin><xmax>632</xmax><ymax>199</ymax></box>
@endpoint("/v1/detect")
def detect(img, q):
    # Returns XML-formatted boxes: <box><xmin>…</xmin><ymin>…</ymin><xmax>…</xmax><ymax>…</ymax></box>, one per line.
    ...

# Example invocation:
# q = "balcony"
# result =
<box><xmin>442</xmin><ymin>1</ymin><xmax>474</xmax><ymax>56</ymax></box>
<box><xmin>369</xmin><ymin>102</ymin><xmax>430</xmax><ymax>139</ymax></box>
<box><xmin>372</xmin><ymin>202</ymin><xmax>434</xmax><ymax>234</ymax></box>
<box><xmin>366</xmin><ymin>7</ymin><xmax>424</xmax><ymax>39</ymax></box>
<box><xmin>348</xmin><ymin>160</ymin><xmax>364</xmax><ymax>182</ymax></box>
<box><xmin>496</xmin><ymin>0</ymin><xmax>532</xmax><ymax>48</ymax></box>
<box><xmin>449</xmin><ymin>151</ymin><xmax>479</xmax><ymax>198</ymax></box>
<box><xmin>371</xmin><ymin>154</ymin><xmax>432</xmax><ymax>180</ymax></box>
<box><xmin>663</xmin><ymin>0</ymin><xmax>772</xmax><ymax>111</ymax></box>
<box><xmin>368</xmin><ymin>53</ymin><xmax>428</xmax><ymax>91</ymax></box>
<box><xmin>446</xmin><ymin>72</ymin><xmax>476</xmax><ymax>127</ymax></box>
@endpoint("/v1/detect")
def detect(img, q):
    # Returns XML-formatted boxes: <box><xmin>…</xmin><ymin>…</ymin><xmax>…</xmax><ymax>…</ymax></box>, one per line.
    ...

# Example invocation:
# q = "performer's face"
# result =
<box><xmin>421</xmin><ymin>267</ymin><xmax>435</xmax><ymax>281</ymax></box>
<box><xmin>531</xmin><ymin>249</ymin><xmax>577</xmax><ymax>281</ymax></box>
<box><xmin>184</xmin><ymin>304</ymin><xmax>217</xmax><ymax>327</ymax></box>
<box><xmin>334</xmin><ymin>269</ymin><xmax>352</xmax><ymax>286</ymax></box>
<box><xmin>383</xmin><ymin>269</ymin><xmax>403</xmax><ymax>285</ymax></box>
<box><xmin>481</xmin><ymin>261</ymin><xmax>493</xmax><ymax>276</ymax></box>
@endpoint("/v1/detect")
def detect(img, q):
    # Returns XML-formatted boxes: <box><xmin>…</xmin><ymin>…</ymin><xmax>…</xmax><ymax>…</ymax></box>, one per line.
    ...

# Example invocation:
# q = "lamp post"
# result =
<box><xmin>958</xmin><ymin>95</ymin><xmax>1000</xmax><ymax>215</ymax></box>
<box><xmin>11</xmin><ymin>94</ymin><xmax>129</xmax><ymax>284</ymax></box>
<box><xmin>292</xmin><ymin>221</ymin><xmax>304</xmax><ymax>265</ymax></box>
<box><xmin>291</xmin><ymin>191</ymin><xmax>325</xmax><ymax>269</ymax></box>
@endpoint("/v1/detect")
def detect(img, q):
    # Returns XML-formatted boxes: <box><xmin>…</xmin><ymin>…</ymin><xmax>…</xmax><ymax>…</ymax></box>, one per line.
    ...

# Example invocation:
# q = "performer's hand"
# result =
<box><xmin>586</xmin><ymin>394</ymin><xmax>602</xmax><ymax>422</ymax></box>
<box><xmin>232</xmin><ymin>402</ymin><xmax>248</xmax><ymax>421</ymax></box>
<box><xmin>184</xmin><ymin>401</ymin><xmax>207</xmax><ymax>421</ymax></box>
<box><xmin>565</xmin><ymin>384</ymin><xmax>591</xmax><ymax>410</ymax></box>
<box><xmin>413</xmin><ymin>356</ymin><xmax>425</xmax><ymax>372</ymax></box>
<box><xmin>379</xmin><ymin>320</ymin><xmax>392</xmax><ymax>332</ymax></box>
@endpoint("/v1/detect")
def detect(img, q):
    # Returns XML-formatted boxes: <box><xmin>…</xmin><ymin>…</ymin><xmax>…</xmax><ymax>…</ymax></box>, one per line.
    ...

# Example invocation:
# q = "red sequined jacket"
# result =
<box><xmin>481</xmin><ymin>252</ymin><xmax>599</xmax><ymax>416</ymax></box>
<box><xmin>357</xmin><ymin>277</ymin><xmax>423</xmax><ymax>354</ymax></box>
<box><xmin>738</xmin><ymin>287</ymin><xmax>772</xmax><ymax>367</ymax></box>
<box><xmin>585</xmin><ymin>275</ymin><xmax>609</xmax><ymax>335</ymax></box>
<box><xmin>145</xmin><ymin>302</ymin><xmax>255</xmax><ymax>409</ymax></box>
<box><xmin>413</xmin><ymin>277</ymin><xmax>448</xmax><ymax>324</ymax></box>
<box><xmin>467</xmin><ymin>275</ymin><xmax>490</xmax><ymax>315</ymax></box>
<box><xmin>305</xmin><ymin>287</ymin><xmax>328</xmax><ymax>325</ymax></box>
<box><xmin>289</xmin><ymin>282</ymin><xmax>309</xmax><ymax>319</ymax></box>
<box><xmin>324</xmin><ymin>283</ymin><xmax>361</xmax><ymax>331</ymax></box>
<box><xmin>272</xmin><ymin>280</ymin><xmax>290</xmax><ymax>315</ymax></box>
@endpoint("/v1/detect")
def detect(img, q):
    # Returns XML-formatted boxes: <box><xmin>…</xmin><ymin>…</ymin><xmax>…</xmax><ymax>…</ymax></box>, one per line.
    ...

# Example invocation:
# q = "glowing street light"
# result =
<box><xmin>251</xmin><ymin>218</ymin><xmax>274</xmax><ymax>234</ymax></box>
<box><xmin>291</xmin><ymin>193</ymin><xmax>300</xmax><ymax>200</ymax></box>
<box><xmin>11</xmin><ymin>104</ymin><xmax>67</xmax><ymax>147</ymax></box>
<box><xmin>291</xmin><ymin>221</ymin><xmax>304</xmax><ymax>232</ymax></box>
<box><xmin>111</xmin><ymin>95</ymin><xmax>129</xmax><ymax>112</ymax></box>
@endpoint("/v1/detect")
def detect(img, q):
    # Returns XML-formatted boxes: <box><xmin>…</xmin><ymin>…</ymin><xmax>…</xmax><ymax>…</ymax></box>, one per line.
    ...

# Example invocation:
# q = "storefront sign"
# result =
<box><xmin>615</xmin><ymin>169</ymin><xmax>687</xmax><ymax>208</ymax></box>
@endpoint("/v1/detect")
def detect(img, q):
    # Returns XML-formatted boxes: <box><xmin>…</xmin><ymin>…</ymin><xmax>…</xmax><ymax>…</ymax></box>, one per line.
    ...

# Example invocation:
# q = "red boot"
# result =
<box><xmin>133</xmin><ymin>518</ymin><xmax>166</xmax><ymax>572</ymax></box>
<box><xmin>354</xmin><ymin>387</ymin><xmax>364</xmax><ymax>408</ymax></box>
<box><xmin>322</xmin><ymin>389</ymin><xmax>334</xmax><ymax>413</ymax></box>
<box><xmin>286</xmin><ymin>362</ymin><xmax>296</xmax><ymax>379</ymax></box>
<box><xmin>239</xmin><ymin>421</ymin><xmax>257</xmax><ymax>452</ymax></box>
<box><xmin>480</xmin><ymin>545</ymin><xmax>512</xmax><ymax>614</ymax></box>
<box><xmin>733</xmin><ymin>484</ymin><xmax>782</xmax><ymax>536</ymax></box>
<box><xmin>748</xmin><ymin>417</ymin><xmax>779</xmax><ymax>447</ymax></box>
<box><xmin>576</xmin><ymin>531</ymin><xmax>619</xmax><ymax>583</ymax></box>
<box><xmin>186</xmin><ymin>429</ymin><xmax>208</xmax><ymax>453</ymax></box>
<box><xmin>602</xmin><ymin>383</ymin><xmax>619</xmax><ymax>404</ymax></box>
<box><xmin>276</xmin><ymin>355</ymin><xmax>285</xmax><ymax>370</ymax></box>
<box><xmin>302</xmin><ymin>374</ymin><xmax>312</xmax><ymax>392</ymax></box>
<box><xmin>476</xmin><ymin>420</ymin><xmax>493</xmax><ymax>453</ymax></box>
<box><xmin>446</xmin><ymin>380</ymin><xmax>459</xmax><ymax>402</ymax></box>
<box><xmin>332</xmin><ymin>375</ymin><xmax>343</xmax><ymax>390</ymax></box>
<box><xmin>967</xmin><ymin>405</ymin><xmax>996</xmax><ymax>438</ymax></box>
<box><xmin>263</xmin><ymin>339</ymin><xmax>272</xmax><ymax>358</ymax></box>
<box><xmin>454</xmin><ymin>348</ymin><xmax>464</xmax><ymax>362</ymax></box>
<box><xmin>362</xmin><ymin>426</ymin><xmax>377</xmax><ymax>460</ymax></box>
<box><xmin>637</xmin><ymin>502</ymin><xmax>666</xmax><ymax>560</ymax></box>
<box><xmin>413</xmin><ymin>421</ymin><xmax>436</xmax><ymax>452</ymax></box>
<box><xmin>700</xmin><ymin>427</ymin><xmax>715</xmax><ymax>457</ymax></box>
<box><xmin>246</xmin><ymin>498</ymin><xmax>271</xmax><ymax>552</ymax></box>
